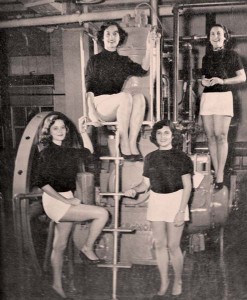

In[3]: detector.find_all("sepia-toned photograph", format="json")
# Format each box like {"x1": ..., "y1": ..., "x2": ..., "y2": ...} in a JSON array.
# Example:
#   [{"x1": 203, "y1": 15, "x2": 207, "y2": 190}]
[{"x1": 1, "y1": 1, "x2": 247, "y2": 299}]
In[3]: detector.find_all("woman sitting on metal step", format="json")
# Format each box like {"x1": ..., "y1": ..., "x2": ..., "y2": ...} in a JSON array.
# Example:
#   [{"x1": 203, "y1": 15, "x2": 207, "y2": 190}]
[
  {"x1": 200, "y1": 24, "x2": 246, "y2": 190},
  {"x1": 86, "y1": 21, "x2": 155, "y2": 161},
  {"x1": 36, "y1": 113, "x2": 109, "y2": 299}
]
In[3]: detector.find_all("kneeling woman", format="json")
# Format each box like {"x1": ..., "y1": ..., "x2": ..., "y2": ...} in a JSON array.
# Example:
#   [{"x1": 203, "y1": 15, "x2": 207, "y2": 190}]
[
  {"x1": 36, "y1": 113, "x2": 109, "y2": 299},
  {"x1": 125, "y1": 120, "x2": 193, "y2": 298}
]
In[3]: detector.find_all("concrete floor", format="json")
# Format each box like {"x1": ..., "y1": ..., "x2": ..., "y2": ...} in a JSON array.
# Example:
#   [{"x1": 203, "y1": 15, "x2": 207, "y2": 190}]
[{"x1": 1, "y1": 149, "x2": 247, "y2": 300}]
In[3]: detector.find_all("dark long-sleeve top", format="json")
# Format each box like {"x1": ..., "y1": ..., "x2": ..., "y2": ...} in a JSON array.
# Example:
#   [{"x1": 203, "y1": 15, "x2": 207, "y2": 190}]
[
  {"x1": 85, "y1": 49, "x2": 148, "y2": 96},
  {"x1": 36, "y1": 142, "x2": 91, "y2": 192},
  {"x1": 202, "y1": 49, "x2": 244, "y2": 93},
  {"x1": 143, "y1": 148, "x2": 193, "y2": 194}
]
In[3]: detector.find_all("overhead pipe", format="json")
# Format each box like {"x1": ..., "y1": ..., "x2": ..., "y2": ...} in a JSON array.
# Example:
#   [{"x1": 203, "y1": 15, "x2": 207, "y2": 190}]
[
  {"x1": 0, "y1": 6, "x2": 173, "y2": 29},
  {"x1": 163, "y1": 33, "x2": 247, "y2": 43},
  {"x1": 1, "y1": 1, "x2": 247, "y2": 29}
]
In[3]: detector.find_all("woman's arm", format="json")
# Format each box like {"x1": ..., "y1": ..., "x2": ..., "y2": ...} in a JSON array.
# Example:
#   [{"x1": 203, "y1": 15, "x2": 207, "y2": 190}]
[
  {"x1": 42, "y1": 185, "x2": 80, "y2": 205},
  {"x1": 141, "y1": 30, "x2": 156, "y2": 71},
  {"x1": 209, "y1": 69, "x2": 246, "y2": 86},
  {"x1": 124, "y1": 176, "x2": 150, "y2": 198},
  {"x1": 174, "y1": 173, "x2": 192, "y2": 227},
  {"x1": 78, "y1": 116, "x2": 94, "y2": 153},
  {"x1": 222, "y1": 69, "x2": 246, "y2": 85}
]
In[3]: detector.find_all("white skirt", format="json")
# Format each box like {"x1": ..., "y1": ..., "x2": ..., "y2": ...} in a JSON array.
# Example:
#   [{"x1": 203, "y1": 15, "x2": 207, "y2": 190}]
[
  {"x1": 200, "y1": 91, "x2": 233, "y2": 117},
  {"x1": 147, "y1": 190, "x2": 189, "y2": 222},
  {"x1": 42, "y1": 191, "x2": 73, "y2": 223}
]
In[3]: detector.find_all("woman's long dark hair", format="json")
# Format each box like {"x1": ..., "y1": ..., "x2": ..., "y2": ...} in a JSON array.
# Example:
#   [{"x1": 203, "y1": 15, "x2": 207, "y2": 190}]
[{"x1": 97, "y1": 21, "x2": 128, "y2": 48}]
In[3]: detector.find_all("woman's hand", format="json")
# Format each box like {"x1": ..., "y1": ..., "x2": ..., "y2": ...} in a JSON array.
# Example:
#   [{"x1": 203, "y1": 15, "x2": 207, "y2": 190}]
[
  {"x1": 209, "y1": 77, "x2": 224, "y2": 86},
  {"x1": 174, "y1": 211, "x2": 185, "y2": 227},
  {"x1": 201, "y1": 78, "x2": 211, "y2": 87},
  {"x1": 70, "y1": 198, "x2": 81, "y2": 206},
  {"x1": 146, "y1": 28, "x2": 159, "y2": 50},
  {"x1": 124, "y1": 188, "x2": 137, "y2": 198}
]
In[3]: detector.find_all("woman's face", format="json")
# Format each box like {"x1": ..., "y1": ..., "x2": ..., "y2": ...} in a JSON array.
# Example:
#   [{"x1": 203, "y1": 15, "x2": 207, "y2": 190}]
[
  {"x1": 103, "y1": 25, "x2": 120, "y2": 51},
  {"x1": 50, "y1": 119, "x2": 67, "y2": 145},
  {"x1": 209, "y1": 26, "x2": 226, "y2": 49},
  {"x1": 156, "y1": 126, "x2": 173, "y2": 150}
]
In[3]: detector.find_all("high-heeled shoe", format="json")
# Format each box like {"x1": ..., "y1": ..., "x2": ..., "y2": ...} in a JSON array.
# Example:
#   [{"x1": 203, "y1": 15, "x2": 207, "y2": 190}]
[
  {"x1": 121, "y1": 153, "x2": 133, "y2": 161},
  {"x1": 131, "y1": 154, "x2": 143, "y2": 161},
  {"x1": 79, "y1": 251, "x2": 101, "y2": 265},
  {"x1": 214, "y1": 182, "x2": 224, "y2": 191}
]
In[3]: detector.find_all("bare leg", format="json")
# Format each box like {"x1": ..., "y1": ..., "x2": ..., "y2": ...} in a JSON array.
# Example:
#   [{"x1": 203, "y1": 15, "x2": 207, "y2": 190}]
[
  {"x1": 214, "y1": 115, "x2": 231, "y2": 183},
  {"x1": 94, "y1": 92, "x2": 133, "y2": 155},
  {"x1": 167, "y1": 222, "x2": 184, "y2": 296},
  {"x1": 51, "y1": 222, "x2": 73, "y2": 298},
  {"x1": 129, "y1": 93, "x2": 146, "y2": 154},
  {"x1": 202, "y1": 115, "x2": 218, "y2": 173},
  {"x1": 151, "y1": 221, "x2": 170, "y2": 296},
  {"x1": 61, "y1": 204, "x2": 109, "y2": 260}
]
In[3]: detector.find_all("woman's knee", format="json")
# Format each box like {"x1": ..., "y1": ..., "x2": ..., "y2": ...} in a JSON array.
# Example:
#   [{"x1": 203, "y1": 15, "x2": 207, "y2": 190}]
[
  {"x1": 167, "y1": 242, "x2": 180, "y2": 254},
  {"x1": 96, "y1": 207, "x2": 109, "y2": 221},
  {"x1": 119, "y1": 92, "x2": 133, "y2": 105},
  {"x1": 215, "y1": 133, "x2": 228, "y2": 144},
  {"x1": 154, "y1": 238, "x2": 167, "y2": 250},
  {"x1": 53, "y1": 239, "x2": 68, "y2": 253}
]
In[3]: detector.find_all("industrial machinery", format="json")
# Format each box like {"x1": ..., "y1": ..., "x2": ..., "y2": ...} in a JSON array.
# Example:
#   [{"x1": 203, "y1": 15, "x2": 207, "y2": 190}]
[{"x1": 12, "y1": 7, "x2": 235, "y2": 300}]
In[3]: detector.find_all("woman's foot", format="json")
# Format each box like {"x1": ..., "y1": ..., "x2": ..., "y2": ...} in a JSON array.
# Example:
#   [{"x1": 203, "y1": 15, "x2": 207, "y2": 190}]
[
  {"x1": 157, "y1": 279, "x2": 170, "y2": 296},
  {"x1": 79, "y1": 246, "x2": 101, "y2": 264},
  {"x1": 172, "y1": 280, "x2": 182, "y2": 296},
  {"x1": 214, "y1": 182, "x2": 224, "y2": 191},
  {"x1": 52, "y1": 285, "x2": 67, "y2": 299}
]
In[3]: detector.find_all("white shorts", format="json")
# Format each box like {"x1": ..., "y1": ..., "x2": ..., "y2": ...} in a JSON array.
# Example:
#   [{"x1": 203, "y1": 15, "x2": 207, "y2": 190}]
[
  {"x1": 147, "y1": 190, "x2": 189, "y2": 222},
  {"x1": 200, "y1": 91, "x2": 233, "y2": 117},
  {"x1": 42, "y1": 191, "x2": 73, "y2": 223}
]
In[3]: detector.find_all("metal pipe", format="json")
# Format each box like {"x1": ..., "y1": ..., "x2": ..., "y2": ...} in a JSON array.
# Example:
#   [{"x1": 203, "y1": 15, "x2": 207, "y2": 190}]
[
  {"x1": 163, "y1": 33, "x2": 247, "y2": 44},
  {"x1": 172, "y1": 5, "x2": 179, "y2": 123},
  {"x1": 0, "y1": 6, "x2": 174, "y2": 29},
  {"x1": 150, "y1": 0, "x2": 158, "y2": 27},
  {"x1": 1, "y1": 1, "x2": 247, "y2": 29}
]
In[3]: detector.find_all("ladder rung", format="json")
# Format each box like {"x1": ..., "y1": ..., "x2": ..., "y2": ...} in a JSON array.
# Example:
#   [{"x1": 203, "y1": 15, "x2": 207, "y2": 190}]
[
  {"x1": 98, "y1": 263, "x2": 132, "y2": 268},
  {"x1": 103, "y1": 228, "x2": 134, "y2": 233},
  {"x1": 100, "y1": 192, "x2": 124, "y2": 196},
  {"x1": 100, "y1": 156, "x2": 124, "y2": 160}
]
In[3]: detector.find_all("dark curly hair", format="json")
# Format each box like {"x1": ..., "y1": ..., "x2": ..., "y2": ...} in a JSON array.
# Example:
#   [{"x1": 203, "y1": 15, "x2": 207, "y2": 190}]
[
  {"x1": 39, "y1": 112, "x2": 83, "y2": 148},
  {"x1": 97, "y1": 21, "x2": 128, "y2": 48},
  {"x1": 206, "y1": 24, "x2": 230, "y2": 53},
  {"x1": 150, "y1": 119, "x2": 183, "y2": 150}
]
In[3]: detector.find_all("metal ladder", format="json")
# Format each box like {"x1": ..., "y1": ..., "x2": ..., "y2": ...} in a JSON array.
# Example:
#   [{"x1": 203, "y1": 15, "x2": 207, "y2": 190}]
[{"x1": 79, "y1": 26, "x2": 161, "y2": 300}]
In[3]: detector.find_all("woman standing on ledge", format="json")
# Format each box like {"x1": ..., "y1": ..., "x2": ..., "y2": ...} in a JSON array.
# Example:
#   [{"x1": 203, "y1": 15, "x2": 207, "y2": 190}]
[{"x1": 200, "y1": 24, "x2": 246, "y2": 190}]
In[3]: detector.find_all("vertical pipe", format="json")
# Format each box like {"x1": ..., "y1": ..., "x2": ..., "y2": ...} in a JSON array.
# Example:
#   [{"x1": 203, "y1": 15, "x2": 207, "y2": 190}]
[
  {"x1": 79, "y1": 32, "x2": 87, "y2": 117},
  {"x1": 150, "y1": 0, "x2": 158, "y2": 27},
  {"x1": 186, "y1": 43, "x2": 193, "y2": 122},
  {"x1": 112, "y1": 126, "x2": 120, "y2": 300},
  {"x1": 172, "y1": 5, "x2": 180, "y2": 123},
  {"x1": 156, "y1": 35, "x2": 161, "y2": 121}
]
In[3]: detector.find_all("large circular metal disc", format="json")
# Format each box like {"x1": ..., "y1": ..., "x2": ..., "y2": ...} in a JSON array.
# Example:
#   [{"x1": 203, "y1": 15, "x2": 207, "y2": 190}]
[{"x1": 13, "y1": 112, "x2": 51, "y2": 197}]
